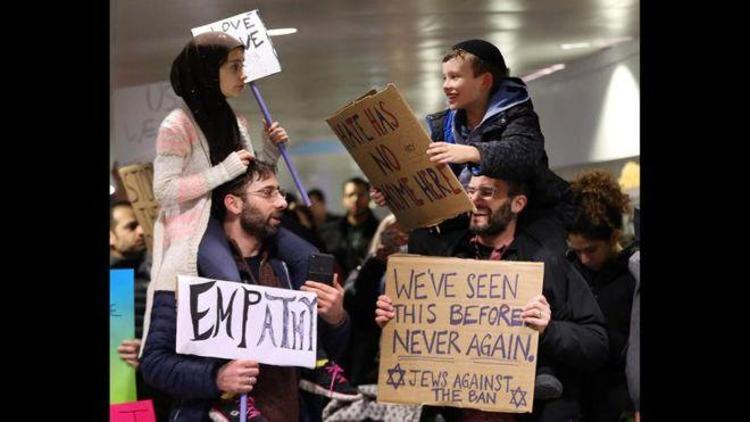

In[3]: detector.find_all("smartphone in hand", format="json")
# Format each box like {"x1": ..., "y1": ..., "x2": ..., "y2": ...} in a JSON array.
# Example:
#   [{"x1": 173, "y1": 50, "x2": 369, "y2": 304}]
[{"x1": 307, "y1": 253, "x2": 335, "y2": 285}]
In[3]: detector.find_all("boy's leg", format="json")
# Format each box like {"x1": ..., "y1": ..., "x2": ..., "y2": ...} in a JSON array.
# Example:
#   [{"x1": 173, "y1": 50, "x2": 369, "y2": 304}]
[{"x1": 534, "y1": 361, "x2": 563, "y2": 400}]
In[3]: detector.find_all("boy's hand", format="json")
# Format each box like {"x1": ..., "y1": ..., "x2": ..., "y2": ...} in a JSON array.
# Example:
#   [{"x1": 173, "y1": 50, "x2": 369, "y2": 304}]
[
  {"x1": 370, "y1": 187, "x2": 387, "y2": 207},
  {"x1": 426, "y1": 142, "x2": 480, "y2": 164}
]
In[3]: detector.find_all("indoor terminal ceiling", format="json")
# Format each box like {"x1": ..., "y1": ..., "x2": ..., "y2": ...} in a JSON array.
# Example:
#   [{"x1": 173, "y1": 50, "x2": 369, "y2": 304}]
[{"x1": 111, "y1": 0, "x2": 639, "y2": 142}]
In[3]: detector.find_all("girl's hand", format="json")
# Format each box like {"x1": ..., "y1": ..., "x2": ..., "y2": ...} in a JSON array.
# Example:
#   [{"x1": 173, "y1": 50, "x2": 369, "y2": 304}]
[
  {"x1": 265, "y1": 121, "x2": 289, "y2": 145},
  {"x1": 236, "y1": 149, "x2": 254, "y2": 166}
]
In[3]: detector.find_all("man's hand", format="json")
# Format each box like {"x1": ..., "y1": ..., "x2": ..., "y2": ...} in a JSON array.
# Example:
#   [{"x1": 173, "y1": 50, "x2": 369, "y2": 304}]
[
  {"x1": 117, "y1": 339, "x2": 141, "y2": 369},
  {"x1": 374, "y1": 223, "x2": 408, "y2": 261},
  {"x1": 301, "y1": 275, "x2": 347, "y2": 326},
  {"x1": 426, "y1": 142, "x2": 480, "y2": 164},
  {"x1": 375, "y1": 294, "x2": 395, "y2": 328},
  {"x1": 216, "y1": 360, "x2": 260, "y2": 394},
  {"x1": 521, "y1": 294, "x2": 552, "y2": 334}
]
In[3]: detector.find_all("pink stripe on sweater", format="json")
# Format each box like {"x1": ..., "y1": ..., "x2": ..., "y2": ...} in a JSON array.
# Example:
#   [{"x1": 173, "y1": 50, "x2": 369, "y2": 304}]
[
  {"x1": 175, "y1": 172, "x2": 211, "y2": 203},
  {"x1": 163, "y1": 208, "x2": 203, "y2": 244}
]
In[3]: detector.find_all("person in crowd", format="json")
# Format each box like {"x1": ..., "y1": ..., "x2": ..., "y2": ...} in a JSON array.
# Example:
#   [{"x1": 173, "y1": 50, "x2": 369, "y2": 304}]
[
  {"x1": 110, "y1": 200, "x2": 172, "y2": 421},
  {"x1": 308, "y1": 188, "x2": 341, "y2": 229},
  {"x1": 372, "y1": 38, "x2": 574, "y2": 258},
  {"x1": 280, "y1": 192, "x2": 327, "y2": 251},
  {"x1": 376, "y1": 174, "x2": 609, "y2": 421},
  {"x1": 320, "y1": 178, "x2": 380, "y2": 279},
  {"x1": 141, "y1": 161, "x2": 358, "y2": 421},
  {"x1": 566, "y1": 170, "x2": 638, "y2": 421},
  {"x1": 627, "y1": 208, "x2": 640, "y2": 422},
  {"x1": 142, "y1": 32, "x2": 357, "y2": 421}
]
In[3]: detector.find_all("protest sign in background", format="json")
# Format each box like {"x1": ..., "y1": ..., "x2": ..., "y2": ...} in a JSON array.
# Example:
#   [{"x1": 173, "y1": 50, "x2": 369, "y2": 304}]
[
  {"x1": 118, "y1": 163, "x2": 158, "y2": 253},
  {"x1": 192, "y1": 10, "x2": 281, "y2": 83},
  {"x1": 377, "y1": 255, "x2": 544, "y2": 413},
  {"x1": 326, "y1": 83, "x2": 475, "y2": 231},
  {"x1": 110, "y1": 400, "x2": 156, "y2": 422},
  {"x1": 110, "y1": 269, "x2": 137, "y2": 404},
  {"x1": 176, "y1": 276, "x2": 318, "y2": 368}
]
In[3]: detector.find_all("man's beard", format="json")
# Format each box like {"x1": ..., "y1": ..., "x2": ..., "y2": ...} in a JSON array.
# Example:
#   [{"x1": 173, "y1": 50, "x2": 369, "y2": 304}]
[
  {"x1": 470, "y1": 200, "x2": 514, "y2": 236},
  {"x1": 240, "y1": 202, "x2": 281, "y2": 240}
]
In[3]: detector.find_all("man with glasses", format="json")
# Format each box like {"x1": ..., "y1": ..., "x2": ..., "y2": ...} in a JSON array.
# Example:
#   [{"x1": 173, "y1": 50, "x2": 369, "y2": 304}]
[
  {"x1": 140, "y1": 161, "x2": 357, "y2": 422},
  {"x1": 376, "y1": 174, "x2": 608, "y2": 421},
  {"x1": 320, "y1": 177, "x2": 380, "y2": 279}
]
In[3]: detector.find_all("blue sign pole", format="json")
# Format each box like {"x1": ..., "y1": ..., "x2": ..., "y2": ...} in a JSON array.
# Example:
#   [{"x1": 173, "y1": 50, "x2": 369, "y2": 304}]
[{"x1": 248, "y1": 81, "x2": 311, "y2": 207}]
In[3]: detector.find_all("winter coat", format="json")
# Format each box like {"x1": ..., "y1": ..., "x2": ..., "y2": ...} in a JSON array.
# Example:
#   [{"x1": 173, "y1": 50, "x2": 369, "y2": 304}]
[{"x1": 140, "y1": 230, "x2": 351, "y2": 422}]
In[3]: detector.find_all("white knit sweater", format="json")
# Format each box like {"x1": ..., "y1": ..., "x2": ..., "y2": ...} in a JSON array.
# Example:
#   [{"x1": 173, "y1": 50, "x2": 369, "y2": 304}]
[{"x1": 141, "y1": 100, "x2": 280, "y2": 347}]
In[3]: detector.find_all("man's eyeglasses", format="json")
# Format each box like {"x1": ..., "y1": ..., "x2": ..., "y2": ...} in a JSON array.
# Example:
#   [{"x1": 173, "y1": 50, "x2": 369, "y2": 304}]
[
  {"x1": 464, "y1": 185, "x2": 497, "y2": 200},
  {"x1": 244, "y1": 186, "x2": 287, "y2": 200}
]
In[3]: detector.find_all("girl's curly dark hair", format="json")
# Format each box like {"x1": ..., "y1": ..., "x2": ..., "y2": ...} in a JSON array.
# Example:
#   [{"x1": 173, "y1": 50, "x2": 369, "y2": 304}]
[{"x1": 568, "y1": 170, "x2": 630, "y2": 241}]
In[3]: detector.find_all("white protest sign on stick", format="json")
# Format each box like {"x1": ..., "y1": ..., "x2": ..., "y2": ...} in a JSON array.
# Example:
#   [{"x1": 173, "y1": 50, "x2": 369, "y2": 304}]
[
  {"x1": 176, "y1": 276, "x2": 317, "y2": 368},
  {"x1": 191, "y1": 10, "x2": 281, "y2": 83},
  {"x1": 377, "y1": 255, "x2": 544, "y2": 413}
]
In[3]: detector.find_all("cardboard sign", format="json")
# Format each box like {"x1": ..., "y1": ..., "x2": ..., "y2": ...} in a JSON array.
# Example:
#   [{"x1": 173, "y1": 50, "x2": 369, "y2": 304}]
[
  {"x1": 377, "y1": 255, "x2": 544, "y2": 413},
  {"x1": 110, "y1": 400, "x2": 156, "y2": 422},
  {"x1": 110, "y1": 269, "x2": 137, "y2": 404},
  {"x1": 118, "y1": 164, "x2": 159, "y2": 253},
  {"x1": 176, "y1": 276, "x2": 317, "y2": 368},
  {"x1": 326, "y1": 83, "x2": 475, "y2": 230},
  {"x1": 111, "y1": 81, "x2": 177, "y2": 168},
  {"x1": 192, "y1": 10, "x2": 281, "y2": 83}
]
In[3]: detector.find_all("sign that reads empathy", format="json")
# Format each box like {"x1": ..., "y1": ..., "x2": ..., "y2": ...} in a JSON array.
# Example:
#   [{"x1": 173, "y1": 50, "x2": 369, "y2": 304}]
[
  {"x1": 176, "y1": 276, "x2": 317, "y2": 368},
  {"x1": 192, "y1": 10, "x2": 281, "y2": 83},
  {"x1": 326, "y1": 84, "x2": 475, "y2": 231},
  {"x1": 377, "y1": 255, "x2": 544, "y2": 414}
]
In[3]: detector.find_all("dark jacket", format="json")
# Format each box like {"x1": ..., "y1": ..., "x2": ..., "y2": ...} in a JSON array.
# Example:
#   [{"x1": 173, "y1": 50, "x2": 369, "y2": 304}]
[
  {"x1": 425, "y1": 77, "x2": 575, "y2": 226},
  {"x1": 421, "y1": 223, "x2": 609, "y2": 421},
  {"x1": 319, "y1": 210, "x2": 380, "y2": 278},
  {"x1": 568, "y1": 243, "x2": 638, "y2": 420},
  {"x1": 341, "y1": 256, "x2": 388, "y2": 385},
  {"x1": 140, "y1": 230, "x2": 351, "y2": 422},
  {"x1": 568, "y1": 244, "x2": 637, "y2": 376}
]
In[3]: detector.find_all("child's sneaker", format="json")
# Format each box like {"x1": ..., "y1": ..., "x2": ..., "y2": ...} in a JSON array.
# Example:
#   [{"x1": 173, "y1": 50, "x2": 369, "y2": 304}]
[
  {"x1": 209, "y1": 394, "x2": 268, "y2": 422},
  {"x1": 299, "y1": 360, "x2": 362, "y2": 401}
]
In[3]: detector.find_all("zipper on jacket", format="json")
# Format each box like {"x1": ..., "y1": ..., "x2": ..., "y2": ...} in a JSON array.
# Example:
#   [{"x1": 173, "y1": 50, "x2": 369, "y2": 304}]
[{"x1": 171, "y1": 400, "x2": 182, "y2": 421}]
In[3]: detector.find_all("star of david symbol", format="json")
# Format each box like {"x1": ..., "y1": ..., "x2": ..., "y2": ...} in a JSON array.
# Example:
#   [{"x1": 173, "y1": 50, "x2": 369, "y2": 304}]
[
  {"x1": 385, "y1": 363, "x2": 406, "y2": 390},
  {"x1": 509, "y1": 386, "x2": 528, "y2": 409}
]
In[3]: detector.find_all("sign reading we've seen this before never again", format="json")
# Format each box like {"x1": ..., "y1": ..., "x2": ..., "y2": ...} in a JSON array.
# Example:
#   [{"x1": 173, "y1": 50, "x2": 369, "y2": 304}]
[{"x1": 377, "y1": 255, "x2": 544, "y2": 414}]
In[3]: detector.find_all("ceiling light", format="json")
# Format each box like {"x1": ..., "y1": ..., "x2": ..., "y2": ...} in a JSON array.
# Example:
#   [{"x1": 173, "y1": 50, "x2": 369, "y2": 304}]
[
  {"x1": 560, "y1": 42, "x2": 591, "y2": 50},
  {"x1": 522, "y1": 64, "x2": 566, "y2": 82},
  {"x1": 266, "y1": 28, "x2": 298, "y2": 36}
]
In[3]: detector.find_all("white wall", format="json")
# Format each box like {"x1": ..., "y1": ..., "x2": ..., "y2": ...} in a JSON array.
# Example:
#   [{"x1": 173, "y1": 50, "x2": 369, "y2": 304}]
[{"x1": 527, "y1": 39, "x2": 640, "y2": 169}]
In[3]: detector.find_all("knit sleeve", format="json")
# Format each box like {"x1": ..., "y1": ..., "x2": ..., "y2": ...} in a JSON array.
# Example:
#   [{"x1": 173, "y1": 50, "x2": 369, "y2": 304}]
[{"x1": 153, "y1": 110, "x2": 247, "y2": 206}]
